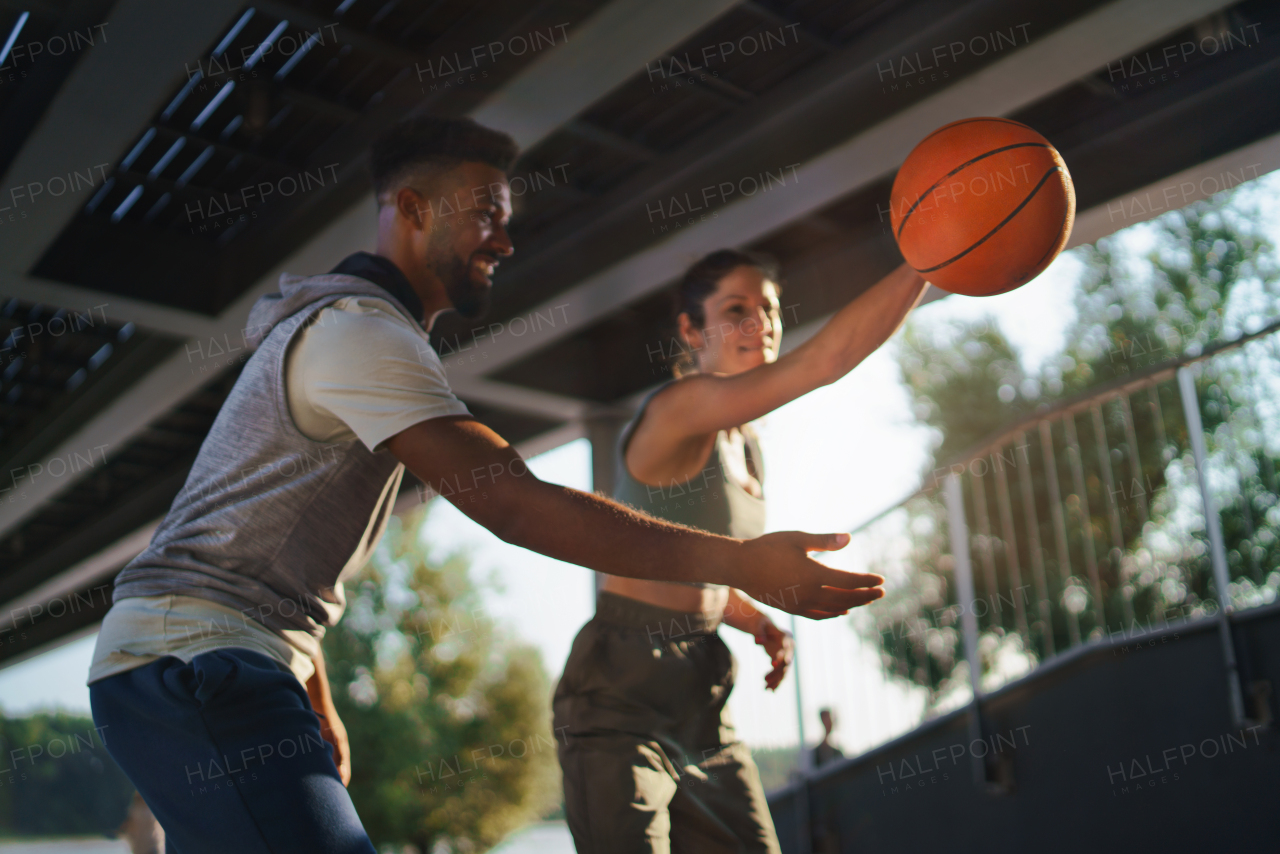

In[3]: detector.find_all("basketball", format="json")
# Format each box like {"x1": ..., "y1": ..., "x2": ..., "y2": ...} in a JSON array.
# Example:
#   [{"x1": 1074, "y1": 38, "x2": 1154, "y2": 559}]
[{"x1": 889, "y1": 117, "x2": 1075, "y2": 297}]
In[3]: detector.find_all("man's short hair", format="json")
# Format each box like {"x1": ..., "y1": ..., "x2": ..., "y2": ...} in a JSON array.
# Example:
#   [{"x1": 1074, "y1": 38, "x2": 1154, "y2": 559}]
[{"x1": 370, "y1": 115, "x2": 519, "y2": 206}]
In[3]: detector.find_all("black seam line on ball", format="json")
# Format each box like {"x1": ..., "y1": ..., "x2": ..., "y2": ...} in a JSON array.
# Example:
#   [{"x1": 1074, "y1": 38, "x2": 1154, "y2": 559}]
[
  {"x1": 895, "y1": 142, "x2": 1051, "y2": 240},
  {"x1": 983, "y1": 198, "x2": 1073, "y2": 295},
  {"x1": 1029, "y1": 202, "x2": 1072, "y2": 272},
  {"x1": 914, "y1": 165, "x2": 1063, "y2": 274}
]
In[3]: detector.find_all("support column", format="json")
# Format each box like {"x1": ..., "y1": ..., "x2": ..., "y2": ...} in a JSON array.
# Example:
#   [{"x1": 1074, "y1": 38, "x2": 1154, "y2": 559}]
[
  {"x1": 1177, "y1": 365, "x2": 1248, "y2": 726},
  {"x1": 944, "y1": 473, "x2": 987, "y2": 786},
  {"x1": 791, "y1": 612, "x2": 811, "y2": 854}
]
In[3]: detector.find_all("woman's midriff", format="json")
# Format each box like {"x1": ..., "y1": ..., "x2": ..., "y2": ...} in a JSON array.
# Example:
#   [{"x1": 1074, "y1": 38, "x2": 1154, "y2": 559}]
[{"x1": 597, "y1": 574, "x2": 730, "y2": 618}]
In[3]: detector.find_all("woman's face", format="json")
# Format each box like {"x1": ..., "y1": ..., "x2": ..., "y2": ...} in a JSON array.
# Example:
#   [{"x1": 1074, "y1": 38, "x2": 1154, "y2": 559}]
[{"x1": 679, "y1": 265, "x2": 782, "y2": 376}]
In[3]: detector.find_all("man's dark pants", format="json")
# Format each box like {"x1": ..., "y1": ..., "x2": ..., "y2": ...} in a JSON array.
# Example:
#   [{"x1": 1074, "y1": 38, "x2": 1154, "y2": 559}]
[{"x1": 90, "y1": 648, "x2": 376, "y2": 854}]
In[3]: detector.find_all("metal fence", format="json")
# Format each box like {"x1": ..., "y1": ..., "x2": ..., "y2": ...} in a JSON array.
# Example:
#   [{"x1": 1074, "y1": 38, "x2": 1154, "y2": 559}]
[{"x1": 780, "y1": 319, "x2": 1280, "y2": 784}]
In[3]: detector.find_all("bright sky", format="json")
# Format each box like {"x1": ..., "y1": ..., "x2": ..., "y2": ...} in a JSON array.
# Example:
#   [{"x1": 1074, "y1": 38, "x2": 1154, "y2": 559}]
[{"x1": 5, "y1": 172, "x2": 1279, "y2": 760}]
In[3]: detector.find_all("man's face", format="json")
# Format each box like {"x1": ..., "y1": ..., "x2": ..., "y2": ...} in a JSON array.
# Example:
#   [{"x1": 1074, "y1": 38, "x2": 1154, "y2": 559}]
[{"x1": 416, "y1": 161, "x2": 514, "y2": 318}]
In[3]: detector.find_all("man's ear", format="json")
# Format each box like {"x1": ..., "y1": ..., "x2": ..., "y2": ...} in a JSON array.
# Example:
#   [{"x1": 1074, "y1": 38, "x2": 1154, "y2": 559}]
[{"x1": 396, "y1": 186, "x2": 430, "y2": 229}]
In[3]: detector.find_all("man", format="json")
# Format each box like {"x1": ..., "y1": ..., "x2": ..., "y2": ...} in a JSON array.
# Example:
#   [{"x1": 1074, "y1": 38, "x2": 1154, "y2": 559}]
[
  {"x1": 812, "y1": 708, "x2": 845, "y2": 770},
  {"x1": 809, "y1": 708, "x2": 847, "y2": 854},
  {"x1": 87, "y1": 116, "x2": 884, "y2": 854}
]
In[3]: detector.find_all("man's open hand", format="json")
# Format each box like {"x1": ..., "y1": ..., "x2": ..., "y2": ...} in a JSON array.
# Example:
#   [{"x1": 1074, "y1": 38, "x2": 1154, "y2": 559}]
[{"x1": 736, "y1": 531, "x2": 884, "y2": 619}]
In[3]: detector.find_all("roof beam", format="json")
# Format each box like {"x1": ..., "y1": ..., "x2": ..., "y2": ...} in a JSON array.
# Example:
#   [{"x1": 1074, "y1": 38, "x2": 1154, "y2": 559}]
[
  {"x1": 442, "y1": 0, "x2": 1244, "y2": 382},
  {"x1": 0, "y1": 272, "x2": 222, "y2": 338},
  {"x1": 451, "y1": 377, "x2": 593, "y2": 422},
  {"x1": 725, "y1": 130, "x2": 1280, "y2": 411},
  {"x1": 470, "y1": 0, "x2": 740, "y2": 149},
  {"x1": 0, "y1": 0, "x2": 246, "y2": 276},
  {"x1": 564, "y1": 119, "x2": 658, "y2": 164},
  {"x1": 3, "y1": 0, "x2": 745, "y2": 337},
  {"x1": 0, "y1": 194, "x2": 377, "y2": 539},
  {"x1": 459, "y1": 0, "x2": 1008, "y2": 331},
  {"x1": 0, "y1": 0, "x2": 746, "y2": 541},
  {"x1": 0, "y1": 520, "x2": 154, "y2": 636},
  {"x1": 252, "y1": 0, "x2": 429, "y2": 71},
  {"x1": 1067, "y1": 129, "x2": 1280, "y2": 249},
  {"x1": 740, "y1": 0, "x2": 838, "y2": 54}
]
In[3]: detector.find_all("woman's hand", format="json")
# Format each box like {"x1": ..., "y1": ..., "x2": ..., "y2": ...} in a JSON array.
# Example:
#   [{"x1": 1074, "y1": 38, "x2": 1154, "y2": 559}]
[
  {"x1": 753, "y1": 619, "x2": 794, "y2": 692},
  {"x1": 723, "y1": 588, "x2": 797, "y2": 690}
]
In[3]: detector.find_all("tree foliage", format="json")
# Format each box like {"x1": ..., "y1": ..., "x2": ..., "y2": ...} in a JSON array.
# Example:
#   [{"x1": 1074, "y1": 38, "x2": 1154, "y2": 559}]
[
  {"x1": 870, "y1": 187, "x2": 1280, "y2": 705},
  {"x1": 324, "y1": 503, "x2": 560, "y2": 853},
  {"x1": 0, "y1": 709, "x2": 133, "y2": 837}
]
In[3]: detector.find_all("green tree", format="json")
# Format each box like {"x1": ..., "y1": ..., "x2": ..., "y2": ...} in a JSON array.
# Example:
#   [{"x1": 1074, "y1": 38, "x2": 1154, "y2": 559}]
[
  {"x1": 323, "y1": 503, "x2": 560, "y2": 853},
  {"x1": 0, "y1": 710, "x2": 133, "y2": 837},
  {"x1": 870, "y1": 186, "x2": 1280, "y2": 705}
]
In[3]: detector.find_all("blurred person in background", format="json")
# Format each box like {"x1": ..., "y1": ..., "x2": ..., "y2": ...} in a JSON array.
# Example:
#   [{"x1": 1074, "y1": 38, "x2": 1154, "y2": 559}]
[{"x1": 812, "y1": 707, "x2": 845, "y2": 770}]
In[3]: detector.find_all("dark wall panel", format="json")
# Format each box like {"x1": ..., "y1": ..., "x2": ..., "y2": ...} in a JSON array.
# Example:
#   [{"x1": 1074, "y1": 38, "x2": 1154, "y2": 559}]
[{"x1": 770, "y1": 606, "x2": 1280, "y2": 853}]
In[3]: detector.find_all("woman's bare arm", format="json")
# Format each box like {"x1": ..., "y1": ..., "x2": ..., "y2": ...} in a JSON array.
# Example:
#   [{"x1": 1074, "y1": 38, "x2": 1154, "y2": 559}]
[{"x1": 634, "y1": 264, "x2": 927, "y2": 467}]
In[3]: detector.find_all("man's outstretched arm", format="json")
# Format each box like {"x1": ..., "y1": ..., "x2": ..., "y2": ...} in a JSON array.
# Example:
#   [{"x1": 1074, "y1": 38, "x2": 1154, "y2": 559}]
[{"x1": 387, "y1": 416, "x2": 883, "y2": 619}]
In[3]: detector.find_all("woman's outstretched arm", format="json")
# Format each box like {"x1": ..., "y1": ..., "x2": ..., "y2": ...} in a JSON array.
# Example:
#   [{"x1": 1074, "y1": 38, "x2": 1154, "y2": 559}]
[{"x1": 640, "y1": 264, "x2": 927, "y2": 448}]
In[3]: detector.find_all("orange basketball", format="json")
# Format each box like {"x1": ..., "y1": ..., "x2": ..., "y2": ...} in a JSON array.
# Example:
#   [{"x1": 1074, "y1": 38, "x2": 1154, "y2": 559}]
[{"x1": 889, "y1": 117, "x2": 1075, "y2": 296}]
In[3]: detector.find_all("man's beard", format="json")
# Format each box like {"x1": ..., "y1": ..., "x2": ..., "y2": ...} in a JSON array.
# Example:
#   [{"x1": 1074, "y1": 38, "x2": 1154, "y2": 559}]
[{"x1": 430, "y1": 250, "x2": 490, "y2": 319}]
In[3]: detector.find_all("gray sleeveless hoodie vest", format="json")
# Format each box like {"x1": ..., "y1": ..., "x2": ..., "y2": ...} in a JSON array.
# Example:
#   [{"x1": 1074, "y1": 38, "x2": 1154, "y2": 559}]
[{"x1": 111, "y1": 272, "x2": 421, "y2": 637}]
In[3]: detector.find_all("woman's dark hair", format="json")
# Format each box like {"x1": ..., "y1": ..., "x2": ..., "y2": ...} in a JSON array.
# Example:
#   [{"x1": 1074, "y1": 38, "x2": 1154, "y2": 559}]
[
  {"x1": 370, "y1": 116, "x2": 519, "y2": 202},
  {"x1": 670, "y1": 248, "x2": 781, "y2": 376}
]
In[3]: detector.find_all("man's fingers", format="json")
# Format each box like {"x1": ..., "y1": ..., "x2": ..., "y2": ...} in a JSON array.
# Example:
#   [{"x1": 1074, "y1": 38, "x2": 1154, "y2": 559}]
[
  {"x1": 798, "y1": 608, "x2": 846, "y2": 620},
  {"x1": 804, "y1": 586, "x2": 883, "y2": 614},
  {"x1": 795, "y1": 531, "x2": 850, "y2": 553},
  {"x1": 747, "y1": 530, "x2": 887, "y2": 620},
  {"x1": 829, "y1": 586, "x2": 884, "y2": 605},
  {"x1": 784, "y1": 570, "x2": 884, "y2": 618},
  {"x1": 815, "y1": 566, "x2": 885, "y2": 590}
]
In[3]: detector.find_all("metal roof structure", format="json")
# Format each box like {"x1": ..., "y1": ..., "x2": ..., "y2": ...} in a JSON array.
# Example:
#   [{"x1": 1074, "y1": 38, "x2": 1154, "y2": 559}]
[{"x1": 0, "y1": 0, "x2": 1277, "y2": 665}]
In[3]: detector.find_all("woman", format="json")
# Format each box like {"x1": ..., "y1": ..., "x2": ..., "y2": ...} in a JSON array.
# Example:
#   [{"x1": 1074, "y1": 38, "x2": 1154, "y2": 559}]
[{"x1": 553, "y1": 249, "x2": 927, "y2": 853}]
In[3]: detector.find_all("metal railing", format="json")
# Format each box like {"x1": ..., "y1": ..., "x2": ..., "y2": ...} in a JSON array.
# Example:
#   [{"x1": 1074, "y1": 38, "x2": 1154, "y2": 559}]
[{"x1": 779, "y1": 319, "x2": 1280, "y2": 782}]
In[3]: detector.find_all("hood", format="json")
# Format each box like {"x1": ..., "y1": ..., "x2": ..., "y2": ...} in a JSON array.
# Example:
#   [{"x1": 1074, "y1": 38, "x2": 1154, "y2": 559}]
[{"x1": 244, "y1": 272, "x2": 418, "y2": 349}]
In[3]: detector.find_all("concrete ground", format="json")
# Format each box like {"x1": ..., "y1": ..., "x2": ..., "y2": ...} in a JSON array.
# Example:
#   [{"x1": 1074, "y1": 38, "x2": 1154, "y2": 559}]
[{"x1": 0, "y1": 821, "x2": 576, "y2": 853}]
